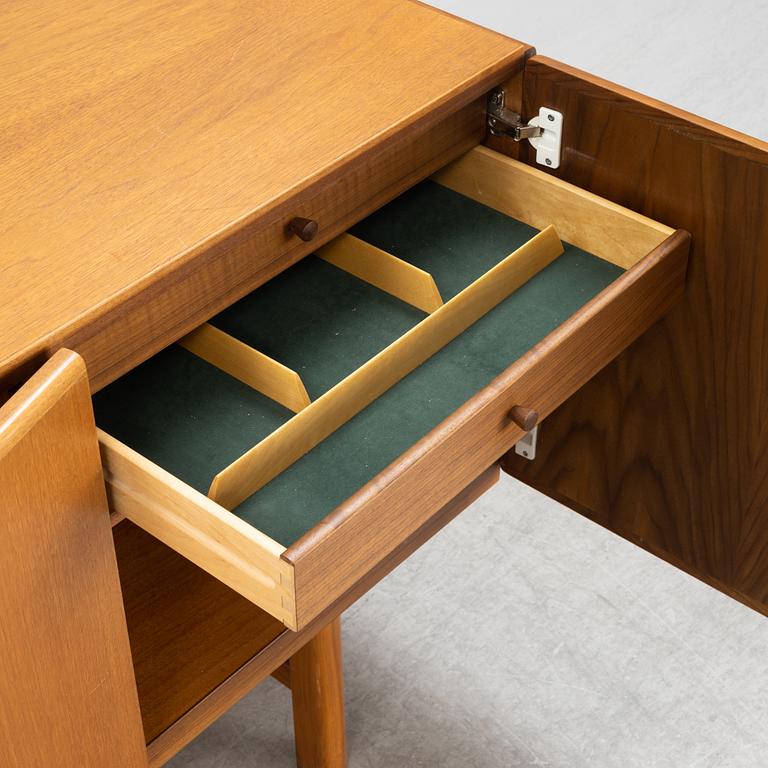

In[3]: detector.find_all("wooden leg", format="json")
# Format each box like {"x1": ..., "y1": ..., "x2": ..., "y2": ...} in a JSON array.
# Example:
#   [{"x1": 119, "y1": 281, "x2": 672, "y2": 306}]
[{"x1": 290, "y1": 616, "x2": 347, "y2": 768}]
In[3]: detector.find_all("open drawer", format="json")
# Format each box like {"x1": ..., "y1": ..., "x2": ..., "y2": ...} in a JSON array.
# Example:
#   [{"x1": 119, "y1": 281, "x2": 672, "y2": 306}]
[{"x1": 95, "y1": 146, "x2": 689, "y2": 631}]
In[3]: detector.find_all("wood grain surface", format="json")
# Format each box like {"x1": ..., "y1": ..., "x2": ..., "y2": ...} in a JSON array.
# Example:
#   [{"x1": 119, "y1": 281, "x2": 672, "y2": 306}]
[
  {"x1": 0, "y1": 351, "x2": 147, "y2": 767},
  {"x1": 114, "y1": 520, "x2": 285, "y2": 744},
  {"x1": 0, "y1": 0, "x2": 527, "y2": 390},
  {"x1": 285, "y1": 230, "x2": 689, "y2": 627},
  {"x1": 291, "y1": 617, "x2": 347, "y2": 768},
  {"x1": 503, "y1": 56, "x2": 768, "y2": 614},
  {"x1": 62, "y1": 101, "x2": 486, "y2": 394},
  {"x1": 99, "y1": 429, "x2": 297, "y2": 628},
  {"x1": 146, "y1": 465, "x2": 500, "y2": 766}
]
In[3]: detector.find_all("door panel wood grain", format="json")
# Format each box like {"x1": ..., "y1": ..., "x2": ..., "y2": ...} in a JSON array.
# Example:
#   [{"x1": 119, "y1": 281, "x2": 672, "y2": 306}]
[
  {"x1": 0, "y1": 350, "x2": 147, "y2": 767},
  {"x1": 503, "y1": 56, "x2": 768, "y2": 615}
]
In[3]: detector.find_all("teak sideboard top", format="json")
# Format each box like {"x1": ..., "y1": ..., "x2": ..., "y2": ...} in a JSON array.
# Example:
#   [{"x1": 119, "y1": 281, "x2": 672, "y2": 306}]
[{"x1": 0, "y1": 0, "x2": 527, "y2": 389}]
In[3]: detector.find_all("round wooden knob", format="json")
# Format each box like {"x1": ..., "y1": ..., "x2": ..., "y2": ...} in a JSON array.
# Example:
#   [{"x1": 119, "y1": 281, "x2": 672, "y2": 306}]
[
  {"x1": 287, "y1": 217, "x2": 318, "y2": 242},
  {"x1": 508, "y1": 405, "x2": 538, "y2": 431}
]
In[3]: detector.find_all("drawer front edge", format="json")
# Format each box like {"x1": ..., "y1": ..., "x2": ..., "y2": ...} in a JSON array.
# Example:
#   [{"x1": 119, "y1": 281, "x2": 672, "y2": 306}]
[{"x1": 285, "y1": 229, "x2": 690, "y2": 628}]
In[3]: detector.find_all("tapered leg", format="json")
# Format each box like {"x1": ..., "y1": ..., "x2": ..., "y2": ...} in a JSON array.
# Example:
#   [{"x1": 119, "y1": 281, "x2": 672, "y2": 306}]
[{"x1": 291, "y1": 617, "x2": 347, "y2": 768}]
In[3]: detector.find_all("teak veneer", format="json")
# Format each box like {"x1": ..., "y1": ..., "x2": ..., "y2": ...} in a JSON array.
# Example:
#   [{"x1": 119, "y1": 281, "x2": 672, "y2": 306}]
[
  {"x1": 503, "y1": 56, "x2": 768, "y2": 616},
  {"x1": 0, "y1": 0, "x2": 528, "y2": 392},
  {"x1": 0, "y1": 352, "x2": 147, "y2": 767},
  {"x1": 3, "y1": 3, "x2": 764, "y2": 766}
]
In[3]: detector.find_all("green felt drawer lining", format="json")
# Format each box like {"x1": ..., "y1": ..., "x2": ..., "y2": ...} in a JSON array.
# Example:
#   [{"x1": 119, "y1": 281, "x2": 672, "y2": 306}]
[
  {"x1": 209, "y1": 181, "x2": 543, "y2": 398},
  {"x1": 211, "y1": 256, "x2": 427, "y2": 400},
  {"x1": 93, "y1": 181, "x2": 623, "y2": 547}
]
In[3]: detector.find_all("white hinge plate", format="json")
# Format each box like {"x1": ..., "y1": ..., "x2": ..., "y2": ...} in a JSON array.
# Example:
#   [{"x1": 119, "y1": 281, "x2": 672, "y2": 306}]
[
  {"x1": 514, "y1": 424, "x2": 538, "y2": 460},
  {"x1": 528, "y1": 108, "x2": 563, "y2": 169},
  {"x1": 487, "y1": 89, "x2": 563, "y2": 170}
]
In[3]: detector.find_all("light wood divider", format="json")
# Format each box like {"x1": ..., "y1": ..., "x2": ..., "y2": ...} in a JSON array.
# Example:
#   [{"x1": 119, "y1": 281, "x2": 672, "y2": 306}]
[
  {"x1": 179, "y1": 323, "x2": 311, "y2": 412},
  {"x1": 98, "y1": 430, "x2": 297, "y2": 629},
  {"x1": 317, "y1": 233, "x2": 444, "y2": 313},
  {"x1": 208, "y1": 225, "x2": 564, "y2": 510},
  {"x1": 432, "y1": 146, "x2": 673, "y2": 269}
]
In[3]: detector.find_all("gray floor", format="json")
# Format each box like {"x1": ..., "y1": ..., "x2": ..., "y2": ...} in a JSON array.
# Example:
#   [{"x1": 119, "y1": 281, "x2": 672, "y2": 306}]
[
  {"x1": 172, "y1": 478, "x2": 768, "y2": 768},
  {"x1": 171, "y1": 3, "x2": 768, "y2": 766}
]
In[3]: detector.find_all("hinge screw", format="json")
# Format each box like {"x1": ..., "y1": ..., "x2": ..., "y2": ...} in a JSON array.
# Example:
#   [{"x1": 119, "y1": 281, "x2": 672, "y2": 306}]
[
  {"x1": 547, "y1": 113, "x2": 555, "y2": 122},
  {"x1": 545, "y1": 158, "x2": 553, "y2": 166}
]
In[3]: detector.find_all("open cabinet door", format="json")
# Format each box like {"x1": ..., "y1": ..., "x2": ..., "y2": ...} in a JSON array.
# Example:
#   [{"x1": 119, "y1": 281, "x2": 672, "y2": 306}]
[
  {"x1": 503, "y1": 56, "x2": 768, "y2": 616},
  {"x1": 0, "y1": 350, "x2": 147, "y2": 766}
]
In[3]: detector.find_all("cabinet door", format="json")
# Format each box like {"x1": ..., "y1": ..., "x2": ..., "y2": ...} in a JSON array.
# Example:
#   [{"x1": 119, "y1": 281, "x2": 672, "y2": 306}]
[
  {"x1": 0, "y1": 350, "x2": 147, "y2": 767},
  {"x1": 504, "y1": 55, "x2": 768, "y2": 615}
]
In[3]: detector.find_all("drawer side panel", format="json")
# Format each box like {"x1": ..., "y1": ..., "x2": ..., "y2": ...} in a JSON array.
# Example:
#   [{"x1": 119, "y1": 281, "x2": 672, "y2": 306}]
[{"x1": 99, "y1": 430, "x2": 297, "y2": 629}]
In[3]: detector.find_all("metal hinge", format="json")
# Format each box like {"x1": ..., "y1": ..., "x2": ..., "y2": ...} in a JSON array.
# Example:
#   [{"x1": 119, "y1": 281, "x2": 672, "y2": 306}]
[
  {"x1": 487, "y1": 89, "x2": 563, "y2": 169},
  {"x1": 487, "y1": 89, "x2": 543, "y2": 141}
]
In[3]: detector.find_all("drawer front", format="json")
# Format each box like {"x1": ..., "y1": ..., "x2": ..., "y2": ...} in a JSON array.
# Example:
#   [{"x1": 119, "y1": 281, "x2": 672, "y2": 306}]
[
  {"x1": 98, "y1": 148, "x2": 689, "y2": 631},
  {"x1": 286, "y1": 230, "x2": 688, "y2": 626},
  {"x1": 79, "y1": 99, "x2": 486, "y2": 392}
]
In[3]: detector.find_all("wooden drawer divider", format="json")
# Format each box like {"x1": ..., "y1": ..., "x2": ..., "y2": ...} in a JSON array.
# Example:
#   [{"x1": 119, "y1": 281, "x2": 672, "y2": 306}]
[
  {"x1": 179, "y1": 324, "x2": 311, "y2": 413},
  {"x1": 317, "y1": 233, "x2": 445, "y2": 313},
  {"x1": 207, "y1": 225, "x2": 563, "y2": 509}
]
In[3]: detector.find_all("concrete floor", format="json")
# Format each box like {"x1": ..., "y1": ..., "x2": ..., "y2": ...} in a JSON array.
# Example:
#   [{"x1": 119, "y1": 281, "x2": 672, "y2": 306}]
[
  {"x1": 172, "y1": 478, "x2": 768, "y2": 768},
  {"x1": 171, "y1": 3, "x2": 768, "y2": 766}
]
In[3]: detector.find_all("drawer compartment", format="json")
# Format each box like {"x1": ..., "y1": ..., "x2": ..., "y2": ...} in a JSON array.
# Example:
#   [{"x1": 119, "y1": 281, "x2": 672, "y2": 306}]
[{"x1": 96, "y1": 147, "x2": 688, "y2": 630}]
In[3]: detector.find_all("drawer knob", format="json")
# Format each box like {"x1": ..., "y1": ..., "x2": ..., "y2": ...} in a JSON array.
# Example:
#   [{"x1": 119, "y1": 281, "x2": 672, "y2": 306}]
[
  {"x1": 509, "y1": 405, "x2": 538, "y2": 431},
  {"x1": 288, "y1": 217, "x2": 318, "y2": 242}
]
